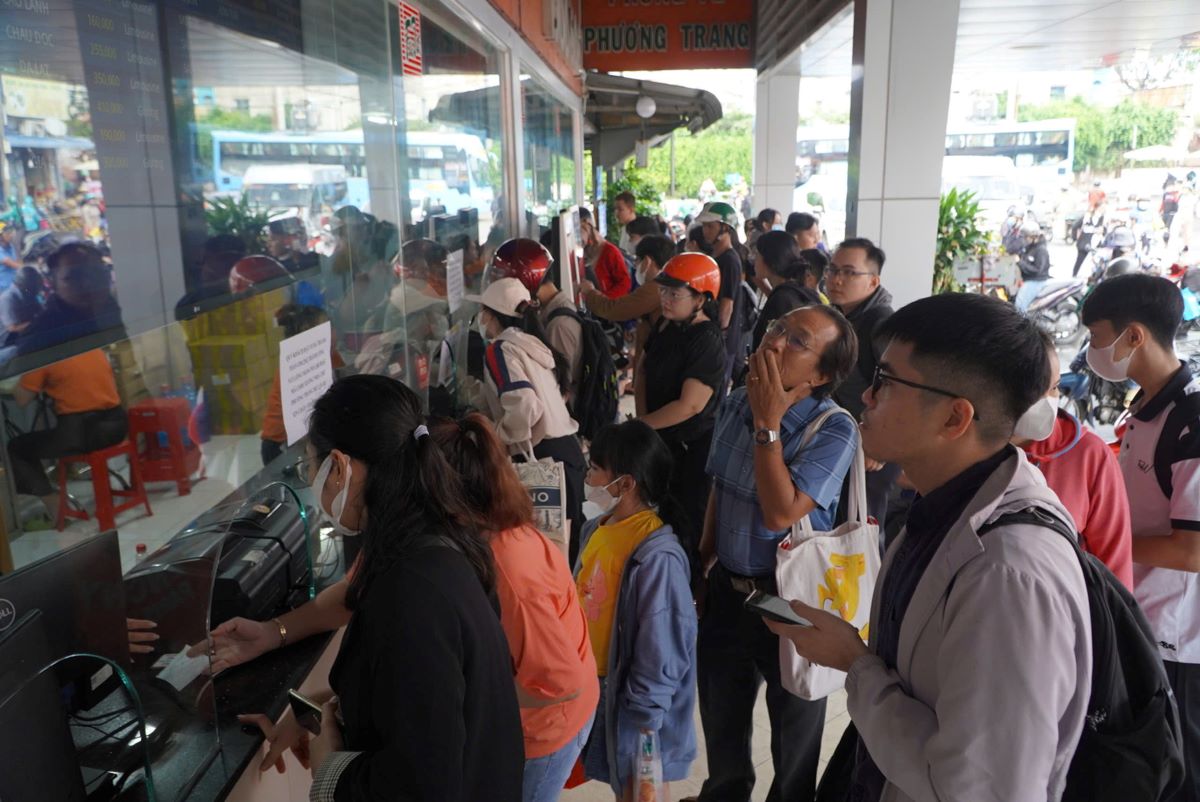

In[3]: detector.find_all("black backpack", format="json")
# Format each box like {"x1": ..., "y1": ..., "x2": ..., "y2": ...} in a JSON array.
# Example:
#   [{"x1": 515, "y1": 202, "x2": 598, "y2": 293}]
[
  {"x1": 548, "y1": 307, "x2": 619, "y2": 441},
  {"x1": 1152, "y1": 390, "x2": 1200, "y2": 500},
  {"x1": 979, "y1": 508, "x2": 1185, "y2": 802}
]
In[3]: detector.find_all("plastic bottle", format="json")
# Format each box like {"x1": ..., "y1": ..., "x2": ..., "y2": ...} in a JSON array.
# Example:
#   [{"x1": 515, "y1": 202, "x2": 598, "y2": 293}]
[{"x1": 634, "y1": 729, "x2": 663, "y2": 802}]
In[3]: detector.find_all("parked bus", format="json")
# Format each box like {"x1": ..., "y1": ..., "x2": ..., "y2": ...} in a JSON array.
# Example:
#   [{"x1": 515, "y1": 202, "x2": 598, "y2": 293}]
[
  {"x1": 795, "y1": 118, "x2": 1076, "y2": 180},
  {"x1": 208, "y1": 129, "x2": 496, "y2": 220}
]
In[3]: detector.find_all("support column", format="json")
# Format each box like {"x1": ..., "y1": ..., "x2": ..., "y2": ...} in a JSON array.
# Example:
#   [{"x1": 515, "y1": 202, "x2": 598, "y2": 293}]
[
  {"x1": 847, "y1": 0, "x2": 960, "y2": 309},
  {"x1": 752, "y1": 70, "x2": 800, "y2": 217}
]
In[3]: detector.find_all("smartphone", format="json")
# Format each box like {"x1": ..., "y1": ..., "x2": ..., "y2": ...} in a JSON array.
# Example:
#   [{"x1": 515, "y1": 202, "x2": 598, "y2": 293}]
[
  {"x1": 744, "y1": 590, "x2": 813, "y2": 627},
  {"x1": 288, "y1": 689, "x2": 323, "y2": 735}
]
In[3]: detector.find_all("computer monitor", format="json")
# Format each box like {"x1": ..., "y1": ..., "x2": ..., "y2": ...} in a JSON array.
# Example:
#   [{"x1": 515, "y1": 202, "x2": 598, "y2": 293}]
[
  {"x1": 0, "y1": 610, "x2": 87, "y2": 802},
  {"x1": 0, "y1": 530, "x2": 130, "y2": 709}
]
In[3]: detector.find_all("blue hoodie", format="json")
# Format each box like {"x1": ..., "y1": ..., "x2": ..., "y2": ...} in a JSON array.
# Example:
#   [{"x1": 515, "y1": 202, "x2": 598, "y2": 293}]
[{"x1": 576, "y1": 516, "x2": 697, "y2": 795}]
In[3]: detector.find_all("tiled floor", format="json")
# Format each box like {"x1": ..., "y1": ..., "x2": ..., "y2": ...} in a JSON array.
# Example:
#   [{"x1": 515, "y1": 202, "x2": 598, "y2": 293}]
[{"x1": 561, "y1": 687, "x2": 849, "y2": 801}]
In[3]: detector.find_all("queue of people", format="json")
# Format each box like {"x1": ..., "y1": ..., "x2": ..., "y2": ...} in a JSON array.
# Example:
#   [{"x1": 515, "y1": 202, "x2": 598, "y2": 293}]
[{"x1": 170, "y1": 188, "x2": 1200, "y2": 802}]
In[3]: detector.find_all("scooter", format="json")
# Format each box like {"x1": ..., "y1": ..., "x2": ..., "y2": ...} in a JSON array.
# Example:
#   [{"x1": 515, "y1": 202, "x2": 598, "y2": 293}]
[{"x1": 1028, "y1": 277, "x2": 1087, "y2": 346}]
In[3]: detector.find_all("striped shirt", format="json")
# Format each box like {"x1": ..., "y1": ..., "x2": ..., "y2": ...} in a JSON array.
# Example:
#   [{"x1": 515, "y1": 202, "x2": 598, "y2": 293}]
[{"x1": 706, "y1": 388, "x2": 859, "y2": 576}]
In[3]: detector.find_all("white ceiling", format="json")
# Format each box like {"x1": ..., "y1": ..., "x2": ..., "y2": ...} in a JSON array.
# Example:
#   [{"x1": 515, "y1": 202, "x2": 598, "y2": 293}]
[{"x1": 789, "y1": 0, "x2": 1200, "y2": 77}]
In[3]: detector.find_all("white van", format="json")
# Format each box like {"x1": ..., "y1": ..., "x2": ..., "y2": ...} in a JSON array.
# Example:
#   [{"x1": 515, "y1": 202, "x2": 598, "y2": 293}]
[{"x1": 241, "y1": 164, "x2": 350, "y2": 235}]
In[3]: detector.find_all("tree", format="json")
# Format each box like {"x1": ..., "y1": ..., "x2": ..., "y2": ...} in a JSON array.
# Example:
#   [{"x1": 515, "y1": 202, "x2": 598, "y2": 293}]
[
  {"x1": 636, "y1": 111, "x2": 754, "y2": 198},
  {"x1": 1019, "y1": 96, "x2": 1177, "y2": 173},
  {"x1": 1114, "y1": 49, "x2": 1200, "y2": 92}
]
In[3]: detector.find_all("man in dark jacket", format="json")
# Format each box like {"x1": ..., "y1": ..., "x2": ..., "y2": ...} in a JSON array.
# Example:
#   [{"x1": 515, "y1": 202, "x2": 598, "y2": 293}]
[
  {"x1": 826, "y1": 238, "x2": 900, "y2": 530},
  {"x1": 1015, "y1": 220, "x2": 1051, "y2": 312}
]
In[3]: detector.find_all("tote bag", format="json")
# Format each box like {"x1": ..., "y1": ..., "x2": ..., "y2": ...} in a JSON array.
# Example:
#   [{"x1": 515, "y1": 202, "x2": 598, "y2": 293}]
[
  {"x1": 775, "y1": 407, "x2": 879, "y2": 700},
  {"x1": 513, "y1": 449, "x2": 569, "y2": 559}
]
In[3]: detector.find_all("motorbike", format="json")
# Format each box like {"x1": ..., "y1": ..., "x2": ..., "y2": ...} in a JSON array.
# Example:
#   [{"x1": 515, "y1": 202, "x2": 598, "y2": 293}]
[
  {"x1": 1028, "y1": 277, "x2": 1087, "y2": 346},
  {"x1": 1059, "y1": 340, "x2": 1136, "y2": 428}
]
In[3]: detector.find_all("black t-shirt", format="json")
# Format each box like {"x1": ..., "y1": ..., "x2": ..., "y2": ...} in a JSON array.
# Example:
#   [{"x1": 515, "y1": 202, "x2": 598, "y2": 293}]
[
  {"x1": 716, "y1": 248, "x2": 741, "y2": 302},
  {"x1": 751, "y1": 281, "x2": 822, "y2": 353},
  {"x1": 643, "y1": 317, "x2": 726, "y2": 444}
]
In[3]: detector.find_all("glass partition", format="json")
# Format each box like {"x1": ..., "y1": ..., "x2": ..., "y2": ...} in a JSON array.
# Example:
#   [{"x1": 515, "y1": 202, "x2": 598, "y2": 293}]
[
  {"x1": 0, "y1": 0, "x2": 543, "y2": 794},
  {"x1": 521, "y1": 72, "x2": 576, "y2": 242}
]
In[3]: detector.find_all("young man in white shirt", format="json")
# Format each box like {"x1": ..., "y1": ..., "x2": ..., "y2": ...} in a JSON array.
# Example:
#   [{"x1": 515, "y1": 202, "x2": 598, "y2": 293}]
[{"x1": 1083, "y1": 273, "x2": 1200, "y2": 801}]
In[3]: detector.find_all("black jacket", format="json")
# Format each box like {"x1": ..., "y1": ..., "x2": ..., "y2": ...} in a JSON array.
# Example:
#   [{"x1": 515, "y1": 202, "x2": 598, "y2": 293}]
[
  {"x1": 328, "y1": 540, "x2": 524, "y2": 801},
  {"x1": 833, "y1": 286, "x2": 894, "y2": 420},
  {"x1": 1019, "y1": 241, "x2": 1051, "y2": 281}
]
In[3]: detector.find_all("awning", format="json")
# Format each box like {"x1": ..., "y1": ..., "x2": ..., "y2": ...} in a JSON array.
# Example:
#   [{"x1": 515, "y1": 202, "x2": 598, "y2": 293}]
[
  {"x1": 583, "y1": 72, "x2": 722, "y2": 168},
  {"x1": 4, "y1": 133, "x2": 96, "y2": 151}
]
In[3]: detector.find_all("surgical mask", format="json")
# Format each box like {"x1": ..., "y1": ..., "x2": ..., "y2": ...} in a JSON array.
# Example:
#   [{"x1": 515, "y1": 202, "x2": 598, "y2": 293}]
[
  {"x1": 1086, "y1": 329, "x2": 1133, "y2": 382},
  {"x1": 1013, "y1": 396, "x2": 1057, "y2": 442},
  {"x1": 635, "y1": 262, "x2": 649, "y2": 287},
  {"x1": 477, "y1": 316, "x2": 490, "y2": 343},
  {"x1": 585, "y1": 477, "x2": 625, "y2": 515},
  {"x1": 771, "y1": 224, "x2": 785, "y2": 232},
  {"x1": 311, "y1": 454, "x2": 361, "y2": 537}
]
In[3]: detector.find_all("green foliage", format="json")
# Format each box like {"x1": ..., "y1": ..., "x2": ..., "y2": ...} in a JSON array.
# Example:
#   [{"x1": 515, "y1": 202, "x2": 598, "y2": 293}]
[
  {"x1": 205, "y1": 195, "x2": 269, "y2": 253},
  {"x1": 935, "y1": 189, "x2": 991, "y2": 295},
  {"x1": 194, "y1": 107, "x2": 275, "y2": 176},
  {"x1": 637, "y1": 111, "x2": 753, "y2": 198},
  {"x1": 605, "y1": 168, "x2": 660, "y2": 243},
  {"x1": 1019, "y1": 97, "x2": 1177, "y2": 173}
]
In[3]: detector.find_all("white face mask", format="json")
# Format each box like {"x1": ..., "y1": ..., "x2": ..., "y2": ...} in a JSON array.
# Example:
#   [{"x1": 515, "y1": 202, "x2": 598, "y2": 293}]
[
  {"x1": 477, "y1": 315, "x2": 491, "y2": 343},
  {"x1": 312, "y1": 454, "x2": 361, "y2": 537},
  {"x1": 1013, "y1": 396, "x2": 1058, "y2": 442},
  {"x1": 585, "y1": 477, "x2": 625, "y2": 515},
  {"x1": 1086, "y1": 329, "x2": 1133, "y2": 382},
  {"x1": 635, "y1": 262, "x2": 649, "y2": 287}
]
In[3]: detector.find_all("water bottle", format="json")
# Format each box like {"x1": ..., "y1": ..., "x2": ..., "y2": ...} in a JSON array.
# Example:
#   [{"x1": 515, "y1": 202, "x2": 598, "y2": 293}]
[{"x1": 634, "y1": 729, "x2": 662, "y2": 802}]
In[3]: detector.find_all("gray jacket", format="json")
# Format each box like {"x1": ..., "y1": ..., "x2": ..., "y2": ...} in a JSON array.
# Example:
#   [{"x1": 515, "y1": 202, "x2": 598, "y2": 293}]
[{"x1": 847, "y1": 449, "x2": 1091, "y2": 802}]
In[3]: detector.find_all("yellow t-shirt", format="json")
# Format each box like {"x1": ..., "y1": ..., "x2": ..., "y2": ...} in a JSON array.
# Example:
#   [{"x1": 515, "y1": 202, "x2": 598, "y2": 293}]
[{"x1": 576, "y1": 508, "x2": 663, "y2": 677}]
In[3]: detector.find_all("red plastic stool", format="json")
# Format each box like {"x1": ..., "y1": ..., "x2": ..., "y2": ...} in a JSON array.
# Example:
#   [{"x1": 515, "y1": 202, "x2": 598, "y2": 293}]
[
  {"x1": 128, "y1": 398, "x2": 203, "y2": 496},
  {"x1": 56, "y1": 439, "x2": 153, "y2": 531}
]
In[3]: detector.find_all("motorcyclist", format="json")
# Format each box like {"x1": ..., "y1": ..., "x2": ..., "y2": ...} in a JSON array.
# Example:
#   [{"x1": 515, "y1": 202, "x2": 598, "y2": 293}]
[
  {"x1": 1015, "y1": 219, "x2": 1051, "y2": 312},
  {"x1": 1102, "y1": 227, "x2": 1138, "y2": 278}
]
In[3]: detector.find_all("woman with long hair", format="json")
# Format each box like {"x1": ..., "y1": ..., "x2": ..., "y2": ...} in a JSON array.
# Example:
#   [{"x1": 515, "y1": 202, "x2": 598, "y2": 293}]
[
  {"x1": 241, "y1": 375, "x2": 524, "y2": 801},
  {"x1": 428, "y1": 413, "x2": 599, "y2": 802},
  {"x1": 477, "y1": 276, "x2": 586, "y2": 562},
  {"x1": 576, "y1": 419, "x2": 697, "y2": 801}
]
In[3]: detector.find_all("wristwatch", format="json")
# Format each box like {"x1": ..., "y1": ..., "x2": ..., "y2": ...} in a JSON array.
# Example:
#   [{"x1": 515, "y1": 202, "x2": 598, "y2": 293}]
[{"x1": 754, "y1": 428, "x2": 780, "y2": 446}]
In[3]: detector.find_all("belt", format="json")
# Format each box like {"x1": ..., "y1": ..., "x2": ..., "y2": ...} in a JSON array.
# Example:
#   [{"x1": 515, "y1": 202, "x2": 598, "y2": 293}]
[{"x1": 726, "y1": 571, "x2": 774, "y2": 596}]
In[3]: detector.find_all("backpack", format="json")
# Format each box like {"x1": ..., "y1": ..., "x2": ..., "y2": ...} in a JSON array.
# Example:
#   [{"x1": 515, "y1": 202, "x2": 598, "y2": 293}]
[
  {"x1": 1152, "y1": 390, "x2": 1200, "y2": 500},
  {"x1": 979, "y1": 508, "x2": 1185, "y2": 802},
  {"x1": 548, "y1": 307, "x2": 619, "y2": 441}
]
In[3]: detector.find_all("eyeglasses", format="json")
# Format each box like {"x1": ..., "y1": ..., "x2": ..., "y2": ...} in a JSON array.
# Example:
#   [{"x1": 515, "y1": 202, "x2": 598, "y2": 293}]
[
  {"x1": 823, "y1": 266, "x2": 875, "y2": 281},
  {"x1": 763, "y1": 319, "x2": 815, "y2": 353},
  {"x1": 292, "y1": 455, "x2": 321, "y2": 484},
  {"x1": 657, "y1": 286, "x2": 694, "y2": 302},
  {"x1": 871, "y1": 366, "x2": 980, "y2": 421}
]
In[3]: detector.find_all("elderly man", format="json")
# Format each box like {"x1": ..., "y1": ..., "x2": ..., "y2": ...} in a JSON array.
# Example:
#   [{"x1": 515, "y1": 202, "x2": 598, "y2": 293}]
[{"x1": 693, "y1": 304, "x2": 859, "y2": 802}]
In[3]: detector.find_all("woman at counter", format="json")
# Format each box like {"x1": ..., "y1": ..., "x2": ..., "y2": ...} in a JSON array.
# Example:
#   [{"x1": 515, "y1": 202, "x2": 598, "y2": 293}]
[
  {"x1": 210, "y1": 410, "x2": 600, "y2": 801},
  {"x1": 239, "y1": 374, "x2": 523, "y2": 801}
]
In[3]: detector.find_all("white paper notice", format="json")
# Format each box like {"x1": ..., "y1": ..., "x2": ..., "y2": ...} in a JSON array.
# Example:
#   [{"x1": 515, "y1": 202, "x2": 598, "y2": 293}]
[
  {"x1": 446, "y1": 249, "x2": 465, "y2": 314},
  {"x1": 281, "y1": 321, "x2": 334, "y2": 446}
]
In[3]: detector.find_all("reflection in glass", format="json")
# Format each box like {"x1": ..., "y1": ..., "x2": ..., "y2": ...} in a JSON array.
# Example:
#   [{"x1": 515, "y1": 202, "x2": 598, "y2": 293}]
[{"x1": 521, "y1": 74, "x2": 576, "y2": 242}]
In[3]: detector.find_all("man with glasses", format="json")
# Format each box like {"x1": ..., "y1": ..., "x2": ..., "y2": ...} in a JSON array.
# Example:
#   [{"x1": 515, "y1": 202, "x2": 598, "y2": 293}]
[
  {"x1": 690, "y1": 304, "x2": 859, "y2": 802},
  {"x1": 825, "y1": 238, "x2": 899, "y2": 531},
  {"x1": 765, "y1": 293, "x2": 1091, "y2": 802}
]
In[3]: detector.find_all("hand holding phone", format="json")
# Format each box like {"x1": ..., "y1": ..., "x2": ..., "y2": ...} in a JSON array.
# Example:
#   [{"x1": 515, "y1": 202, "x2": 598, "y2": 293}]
[
  {"x1": 288, "y1": 689, "x2": 323, "y2": 735},
  {"x1": 743, "y1": 590, "x2": 813, "y2": 627}
]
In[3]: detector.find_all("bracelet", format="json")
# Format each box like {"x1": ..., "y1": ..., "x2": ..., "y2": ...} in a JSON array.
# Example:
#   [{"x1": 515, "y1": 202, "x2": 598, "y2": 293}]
[{"x1": 272, "y1": 617, "x2": 287, "y2": 648}]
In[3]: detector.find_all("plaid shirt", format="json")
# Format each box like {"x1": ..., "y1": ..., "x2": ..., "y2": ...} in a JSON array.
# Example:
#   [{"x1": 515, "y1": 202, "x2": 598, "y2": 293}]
[
  {"x1": 706, "y1": 388, "x2": 859, "y2": 576},
  {"x1": 309, "y1": 751, "x2": 361, "y2": 802}
]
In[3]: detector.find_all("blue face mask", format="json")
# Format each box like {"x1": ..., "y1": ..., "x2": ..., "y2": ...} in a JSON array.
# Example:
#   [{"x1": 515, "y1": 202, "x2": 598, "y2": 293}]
[{"x1": 771, "y1": 224, "x2": 785, "y2": 232}]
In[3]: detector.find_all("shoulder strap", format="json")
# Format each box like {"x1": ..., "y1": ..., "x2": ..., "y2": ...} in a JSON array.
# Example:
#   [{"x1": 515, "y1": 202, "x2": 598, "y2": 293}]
[
  {"x1": 978, "y1": 507, "x2": 1077, "y2": 548},
  {"x1": 547, "y1": 306, "x2": 581, "y2": 324},
  {"x1": 1153, "y1": 390, "x2": 1200, "y2": 499},
  {"x1": 791, "y1": 405, "x2": 868, "y2": 537}
]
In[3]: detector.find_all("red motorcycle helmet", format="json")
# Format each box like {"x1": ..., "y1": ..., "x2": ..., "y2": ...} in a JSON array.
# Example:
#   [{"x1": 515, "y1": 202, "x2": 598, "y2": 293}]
[
  {"x1": 489, "y1": 238, "x2": 553, "y2": 296},
  {"x1": 228, "y1": 255, "x2": 291, "y2": 294}
]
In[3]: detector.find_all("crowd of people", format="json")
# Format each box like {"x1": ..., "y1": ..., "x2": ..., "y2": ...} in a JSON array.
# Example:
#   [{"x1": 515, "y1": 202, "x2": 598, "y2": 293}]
[{"x1": 172, "y1": 192, "x2": 1200, "y2": 802}]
